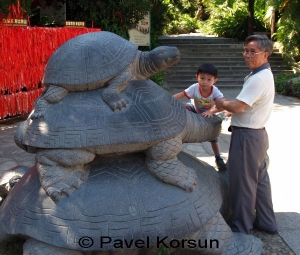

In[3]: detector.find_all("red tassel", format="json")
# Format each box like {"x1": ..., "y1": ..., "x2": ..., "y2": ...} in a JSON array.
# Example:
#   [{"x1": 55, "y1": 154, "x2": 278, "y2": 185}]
[{"x1": 1, "y1": 22, "x2": 101, "y2": 118}]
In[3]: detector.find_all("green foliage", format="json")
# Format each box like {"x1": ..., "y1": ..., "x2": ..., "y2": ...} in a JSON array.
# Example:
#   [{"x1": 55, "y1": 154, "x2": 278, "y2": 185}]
[
  {"x1": 160, "y1": 0, "x2": 200, "y2": 35},
  {"x1": 272, "y1": 0, "x2": 300, "y2": 64},
  {"x1": 274, "y1": 72, "x2": 300, "y2": 98},
  {"x1": 287, "y1": 81, "x2": 300, "y2": 98},
  {"x1": 149, "y1": 0, "x2": 169, "y2": 48},
  {"x1": 164, "y1": 14, "x2": 200, "y2": 34},
  {"x1": 210, "y1": 2, "x2": 248, "y2": 39},
  {"x1": 199, "y1": 1, "x2": 268, "y2": 40},
  {"x1": 149, "y1": 71, "x2": 164, "y2": 86}
]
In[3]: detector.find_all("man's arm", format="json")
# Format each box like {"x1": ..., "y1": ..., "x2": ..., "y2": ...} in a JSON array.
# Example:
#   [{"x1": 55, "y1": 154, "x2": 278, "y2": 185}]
[{"x1": 215, "y1": 98, "x2": 248, "y2": 113}]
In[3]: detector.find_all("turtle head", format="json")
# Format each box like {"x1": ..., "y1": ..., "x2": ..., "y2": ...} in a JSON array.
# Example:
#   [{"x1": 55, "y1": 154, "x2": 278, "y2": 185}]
[{"x1": 140, "y1": 46, "x2": 180, "y2": 76}]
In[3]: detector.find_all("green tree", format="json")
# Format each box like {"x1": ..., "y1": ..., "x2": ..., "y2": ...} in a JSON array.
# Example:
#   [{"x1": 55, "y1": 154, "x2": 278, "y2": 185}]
[{"x1": 272, "y1": 0, "x2": 300, "y2": 63}]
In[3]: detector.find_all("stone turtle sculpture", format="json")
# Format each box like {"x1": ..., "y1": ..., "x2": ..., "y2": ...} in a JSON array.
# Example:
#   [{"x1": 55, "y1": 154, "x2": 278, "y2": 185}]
[
  {"x1": 0, "y1": 152, "x2": 263, "y2": 255},
  {"x1": 31, "y1": 31, "x2": 180, "y2": 119},
  {"x1": 15, "y1": 79, "x2": 222, "y2": 201}
]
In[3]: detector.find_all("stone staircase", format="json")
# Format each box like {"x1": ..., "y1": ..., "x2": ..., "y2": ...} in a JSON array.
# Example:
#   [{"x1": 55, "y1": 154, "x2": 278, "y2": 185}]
[{"x1": 158, "y1": 34, "x2": 292, "y2": 89}]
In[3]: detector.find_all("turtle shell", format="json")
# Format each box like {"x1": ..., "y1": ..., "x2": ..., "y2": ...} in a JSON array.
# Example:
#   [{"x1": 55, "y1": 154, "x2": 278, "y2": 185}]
[
  {"x1": 0, "y1": 152, "x2": 228, "y2": 251},
  {"x1": 15, "y1": 79, "x2": 187, "y2": 149},
  {"x1": 42, "y1": 31, "x2": 138, "y2": 86}
]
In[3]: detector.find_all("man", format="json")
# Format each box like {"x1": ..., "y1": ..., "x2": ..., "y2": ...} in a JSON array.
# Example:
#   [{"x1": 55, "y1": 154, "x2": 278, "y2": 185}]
[{"x1": 215, "y1": 34, "x2": 277, "y2": 235}]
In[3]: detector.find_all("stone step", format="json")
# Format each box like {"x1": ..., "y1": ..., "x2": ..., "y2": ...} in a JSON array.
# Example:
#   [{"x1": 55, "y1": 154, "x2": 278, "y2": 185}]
[
  {"x1": 165, "y1": 65, "x2": 289, "y2": 73},
  {"x1": 165, "y1": 65, "x2": 288, "y2": 71},
  {"x1": 178, "y1": 52, "x2": 283, "y2": 57},
  {"x1": 158, "y1": 35, "x2": 239, "y2": 44},
  {"x1": 178, "y1": 50, "x2": 282, "y2": 57},
  {"x1": 175, "y1": 44, "x2": 244, "y2": 49},
  {"x1": 165, "y1": 70, "x2": 292, "y2": 80},
  {"x1": 177, "y1": 58, "x2": 285, "y2": 65},
  {"x1": 176, "y1": 44, "x2": 281, "y2": 49}
]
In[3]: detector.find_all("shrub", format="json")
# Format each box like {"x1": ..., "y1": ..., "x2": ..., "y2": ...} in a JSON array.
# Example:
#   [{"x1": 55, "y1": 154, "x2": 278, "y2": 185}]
[
  {"x1": 164, "y1": 14, "x2": 200, "y2": 35},
  {"x1": 285, "y1": 81, "x2": 300, "y2": 98},
  {"x1": 149, "y1": 71, "x2": 164, "y2": 86},
  {"x1": 274, "y1": 72, "x2": 300, "y2": 98}
]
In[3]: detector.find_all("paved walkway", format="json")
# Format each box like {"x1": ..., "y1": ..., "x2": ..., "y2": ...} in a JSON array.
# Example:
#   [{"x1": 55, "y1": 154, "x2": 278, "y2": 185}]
[{"x1": 0, "y1": 88, "x2": 300, "y2": 254}]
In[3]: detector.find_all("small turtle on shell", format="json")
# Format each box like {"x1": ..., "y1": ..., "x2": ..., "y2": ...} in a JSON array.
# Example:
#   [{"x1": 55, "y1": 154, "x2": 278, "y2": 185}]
[
  {"x1": 0, "y1": 165, "x2": 29, "y2": 205},
  {"x1": 31, "y1": 31, "x2": 180, "y2": 119},
  {"x1": 0, "y1": 153, "x2": 263, "y2": 255},
  {"x1": 15, "y1": 79, "x2": 222, "y2": 201}
]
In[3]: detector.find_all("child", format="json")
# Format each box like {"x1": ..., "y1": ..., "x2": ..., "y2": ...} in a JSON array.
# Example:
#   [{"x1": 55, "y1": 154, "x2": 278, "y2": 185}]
[{"x1": 173, "y1": 63, "x2": 227, "y2": 171}]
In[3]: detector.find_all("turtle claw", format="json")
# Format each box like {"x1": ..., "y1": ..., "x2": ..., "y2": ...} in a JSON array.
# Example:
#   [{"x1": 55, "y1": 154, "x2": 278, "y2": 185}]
[
  {"x1": 182, "y1": 170, "x2": 197, "y2": 192},
  {"x1": 178, "y1": 168, "x2": 197, "y2": 192},
  {"x1": 146, "y1": 158, "x2": 198, "y2": 192},
  {"x1": 37, "y1": 165, "x2": 88, "y2": 201},
  {"x1": 71, "y1": 182, "x2": 80, "y2": 189},
  {"x1": 62, "y1": 188, "x2": 70, "y2": 196},
  {"x1": 47, "y1": 189, "x2": 61, "y2": 201},
  {"x1": 30, "y1": 111, "x2": 45, "y2": 120},
  {"x1": 111, "y1": 99, "x2": 129, "y2": 111},
  {"x1": 36, "y1": 149, "x2": 94, "y2": 200},
  {"x1": 30, "y1": 97, "x2": 48, "y2": 120},
  {"x1": 45, "y1": 181, "x2": 79, "y2": 201},
  {"x1": 101, "y1": 88, "x2": 129, "y2": 111},
  {"x1": 51, "y1": 192, "x2": 60, "y2": 201}
]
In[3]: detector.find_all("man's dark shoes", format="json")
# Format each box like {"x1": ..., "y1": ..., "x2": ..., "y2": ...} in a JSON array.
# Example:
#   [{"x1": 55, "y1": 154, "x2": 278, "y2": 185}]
[{"x1": 215, "y1": 158, "x2": 227, "y2": 171}]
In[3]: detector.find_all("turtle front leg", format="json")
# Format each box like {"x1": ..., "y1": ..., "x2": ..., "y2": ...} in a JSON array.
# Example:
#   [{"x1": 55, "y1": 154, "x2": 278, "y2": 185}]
[
  {"x1": 101, "y1": 69, "x2": 131, "y2": 111},
  {"x1": 31, "y1": 85, "x2": 68, "y2": 119},
  {"x1": 187, "y1": 211, "x2": 263, "y2": 255},
  {"x1": 36, "y1": 149, "x2": 95, "y2": 200},
  {"x1": 145, "y1": 135, "x2": 197, "y2": 191}
]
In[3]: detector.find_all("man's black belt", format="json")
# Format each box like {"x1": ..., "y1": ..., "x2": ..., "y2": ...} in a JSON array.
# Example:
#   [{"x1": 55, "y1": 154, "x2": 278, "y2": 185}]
[{"x1": 228, "y1": 126, "x2": 265, "y2": 132}]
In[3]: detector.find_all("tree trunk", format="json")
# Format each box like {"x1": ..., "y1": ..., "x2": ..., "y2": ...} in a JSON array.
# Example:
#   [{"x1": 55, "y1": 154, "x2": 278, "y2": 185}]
[
  {"x1": 248, "y1": 0, "x2": 255, "y2": 36},
  {"x1": 271, "y1": 9, "x2": 278, "y2": 38},
  {"x1": 196, "y1": 0, "x2": 203, "y2": 20}
]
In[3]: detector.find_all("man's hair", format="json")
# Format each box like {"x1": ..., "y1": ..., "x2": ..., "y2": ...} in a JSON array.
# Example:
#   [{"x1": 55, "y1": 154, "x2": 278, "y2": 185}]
[
  {"x1": 196, "y1": 63, "x2": 218, "y2": 78},
  {"x1": 244, "y1": 34, "x2": 273, "y2": 56}
]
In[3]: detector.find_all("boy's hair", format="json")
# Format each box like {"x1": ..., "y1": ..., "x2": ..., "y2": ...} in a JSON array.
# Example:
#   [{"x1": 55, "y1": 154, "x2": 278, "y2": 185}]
[{"x1": 196, "y1": 63, "x2": 218, "y2": 78}]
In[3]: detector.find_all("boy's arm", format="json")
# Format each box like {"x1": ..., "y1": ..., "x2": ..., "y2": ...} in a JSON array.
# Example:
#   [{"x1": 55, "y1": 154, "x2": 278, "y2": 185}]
[{"x1": 173, "y1": 92, "x2": 185, "y2": 100}]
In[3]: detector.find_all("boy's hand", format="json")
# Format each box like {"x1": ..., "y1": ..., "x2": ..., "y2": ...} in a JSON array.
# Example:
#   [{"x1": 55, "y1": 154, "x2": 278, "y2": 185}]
[{"x1": 201, "y1": 111, "x2": 213, "y2": 118}]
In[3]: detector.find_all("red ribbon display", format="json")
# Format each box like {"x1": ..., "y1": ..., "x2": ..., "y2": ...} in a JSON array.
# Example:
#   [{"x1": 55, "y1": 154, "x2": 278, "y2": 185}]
[{"x1": 0, "y1": 23, "x2": 101, "y2": 119}]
